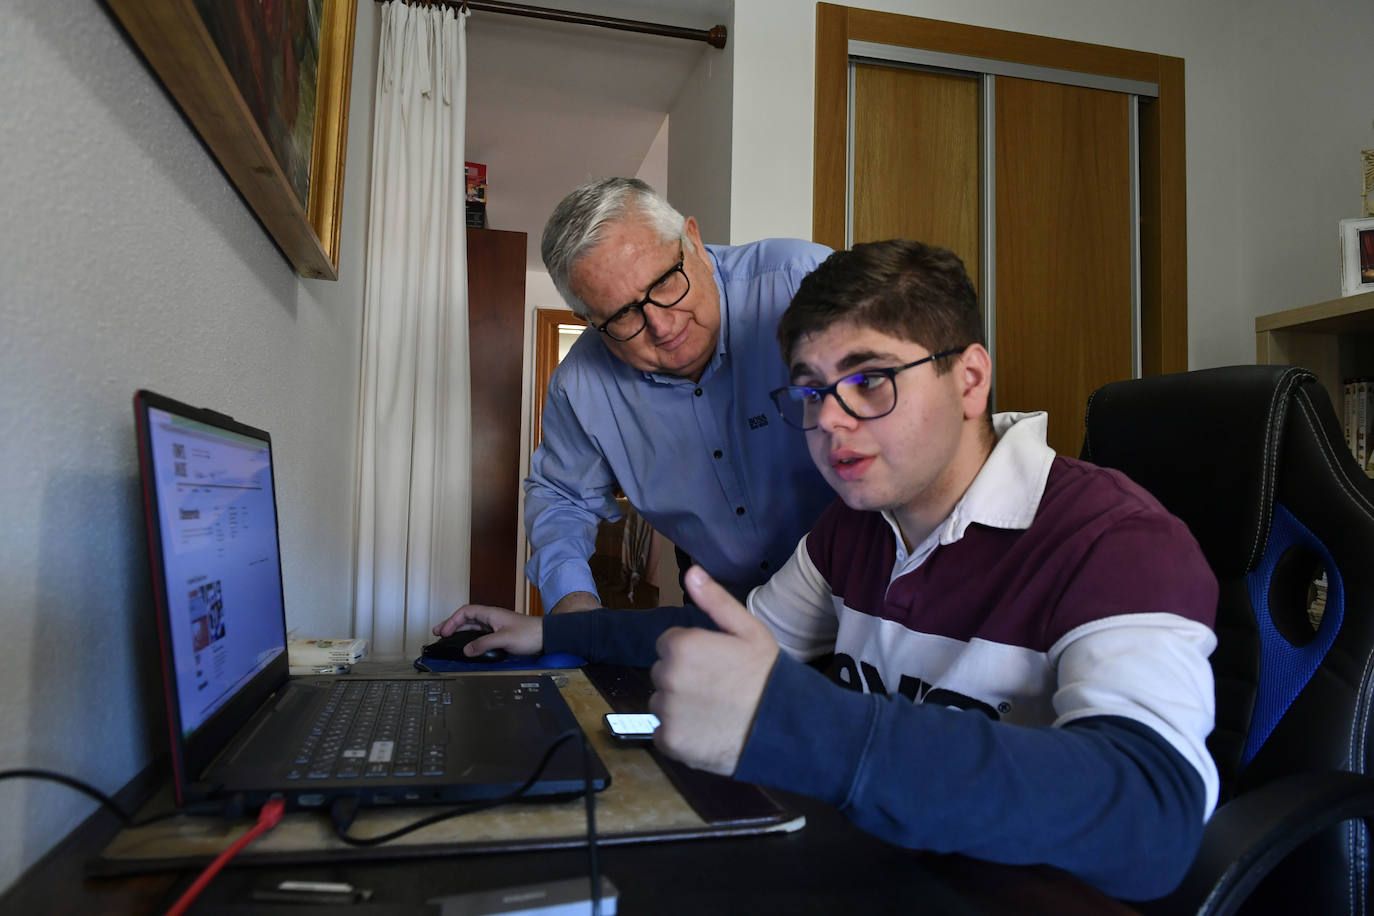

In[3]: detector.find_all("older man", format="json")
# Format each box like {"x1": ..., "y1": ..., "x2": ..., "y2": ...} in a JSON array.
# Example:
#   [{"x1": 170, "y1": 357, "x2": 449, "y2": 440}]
[{"x1": 526, "y1": 178, "x2": 833, "y2": 613}]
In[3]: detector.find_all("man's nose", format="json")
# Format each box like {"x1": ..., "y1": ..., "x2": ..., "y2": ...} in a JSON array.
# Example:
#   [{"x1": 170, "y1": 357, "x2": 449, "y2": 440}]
[
  {"x1": 814, "y1": 391, "x2": 855, "y2": 432},
  {"x1": 642, "y1": 303, "x2": 677, "y2": 339}
]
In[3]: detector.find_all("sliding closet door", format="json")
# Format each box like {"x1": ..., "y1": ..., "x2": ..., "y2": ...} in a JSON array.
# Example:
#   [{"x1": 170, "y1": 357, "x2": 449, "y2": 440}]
[
  {"x1": 851, "y1": 64, "x2": 980, "y2": 284},
  {"x1": 849, "y1": 67, "x2": 1132, "y2": 453},
  {"x1": 993, "y1": 76, "x2": 1134, "y2": 451},
  {"x1": 814, "y1": 4, "x2": 1188, "y2": 458}
]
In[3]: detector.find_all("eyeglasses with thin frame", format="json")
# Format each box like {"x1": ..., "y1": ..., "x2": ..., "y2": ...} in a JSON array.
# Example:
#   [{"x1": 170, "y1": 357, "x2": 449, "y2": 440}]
[
  {"x1": 590, "y1": 243, "x2": 691, "y2": 342},
  {"x1": 769, "y1": 348, "x2": 966, "y2": 431}
]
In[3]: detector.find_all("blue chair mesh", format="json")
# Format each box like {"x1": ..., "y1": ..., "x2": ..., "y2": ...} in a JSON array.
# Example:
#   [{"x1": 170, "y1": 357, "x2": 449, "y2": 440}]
[{"x1": 1241, "y1": 502, "x2": 1344, "y2": 768}]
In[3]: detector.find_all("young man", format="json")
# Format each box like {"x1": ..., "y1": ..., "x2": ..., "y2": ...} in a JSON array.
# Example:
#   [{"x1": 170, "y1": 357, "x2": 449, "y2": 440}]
[
  {"x1": 525, "y1": 178, "x2": 833, "y2": 614},
  {"x1": 437, "y1": 240, "x2": 1219, "y2": 901}
]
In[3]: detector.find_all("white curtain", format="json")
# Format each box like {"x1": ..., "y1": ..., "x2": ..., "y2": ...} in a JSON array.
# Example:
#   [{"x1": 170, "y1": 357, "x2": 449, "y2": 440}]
[{"x1": 354, "y1": 2, "x2": 471, "y2": 657}]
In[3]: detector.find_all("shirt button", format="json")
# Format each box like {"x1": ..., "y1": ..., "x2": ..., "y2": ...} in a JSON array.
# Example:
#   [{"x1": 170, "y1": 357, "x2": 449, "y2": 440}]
[
  {"x1": 760, "y1": 561, "x2": 769, "y2": 570},
  {"x1": 735, "y1": 507, "x2": 745, "y2": 516},
  {"x1": 713, "y1": 449, "x2": 723, "y2": 459},
  {"x1": 694, "y1": 388, "x2": 703, "y2": 397}
]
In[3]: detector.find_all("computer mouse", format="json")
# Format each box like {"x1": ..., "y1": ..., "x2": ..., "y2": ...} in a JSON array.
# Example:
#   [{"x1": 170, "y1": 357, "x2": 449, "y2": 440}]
[{"x1": 422, "y1": 629, "x2": 509, "y2": 663}]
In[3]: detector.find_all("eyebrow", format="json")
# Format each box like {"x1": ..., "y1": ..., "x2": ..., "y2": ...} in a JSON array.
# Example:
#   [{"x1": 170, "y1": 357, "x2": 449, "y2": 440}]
[
  {"x1": 615, "y1": 246, "x2": 682, "y2": 312},
  {"x1": 790, "y1": 348, "x2": 906, "y2": 383}
]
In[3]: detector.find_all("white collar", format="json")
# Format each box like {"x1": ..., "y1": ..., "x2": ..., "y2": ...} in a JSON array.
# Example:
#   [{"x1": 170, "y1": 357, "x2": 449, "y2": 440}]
[{"x1": 880, "y1": 411, "x2": 1056, "y2": 562}]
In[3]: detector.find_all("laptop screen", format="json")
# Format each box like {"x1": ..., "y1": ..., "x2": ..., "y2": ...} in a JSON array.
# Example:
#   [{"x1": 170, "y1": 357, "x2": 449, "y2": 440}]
[{"x1": 142, "y1": 402, "x2": 287, "y2": 737}]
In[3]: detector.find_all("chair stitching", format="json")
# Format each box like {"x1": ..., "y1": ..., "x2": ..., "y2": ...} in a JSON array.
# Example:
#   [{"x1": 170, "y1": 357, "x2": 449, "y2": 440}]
[
  {"x1": 1298, "y1": 389, "x2": 1374, "y2": 916},
  {"x1": 1251, "y1": 370, "x2": 1298, "y2": 568},
  {"x1": 1081, "y1": 390, "x2": 1099, "y2": 462},
  {"x1": 1352, "y1": 640, "x2": 1374, "y2": 776},
  {"x1": 1349, "y1": 818, "x2": 1356, "y2": 916},
  {"x1": 1352, "y1": 818, "x2": 1363, "y2": 916},
  {"x1": 1295, "y1": 391, "x2": 1374, "y2": 518},
  {"x1": 1290, "y1": 393, "x2": 1374, "y2": 775}
]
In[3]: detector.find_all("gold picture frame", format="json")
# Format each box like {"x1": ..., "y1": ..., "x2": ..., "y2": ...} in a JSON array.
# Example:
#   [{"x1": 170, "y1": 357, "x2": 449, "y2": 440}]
[{"x1": 106, "y1": 0, "x2": 358, "y2": 279}]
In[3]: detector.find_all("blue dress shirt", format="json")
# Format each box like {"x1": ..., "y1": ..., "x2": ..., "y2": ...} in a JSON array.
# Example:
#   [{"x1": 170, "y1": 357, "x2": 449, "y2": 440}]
[{"x1": 525, "y1": 238, "x2": 835, "y2": 607}]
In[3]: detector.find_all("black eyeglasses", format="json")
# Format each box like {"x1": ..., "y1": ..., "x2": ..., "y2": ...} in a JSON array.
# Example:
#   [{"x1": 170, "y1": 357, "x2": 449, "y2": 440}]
[
  {"x1": 769, "y1": 348, "x2": 966, "y2": 430},
  {"x1": 591, "y1": 244, "x2": 691, "y2": 342}
]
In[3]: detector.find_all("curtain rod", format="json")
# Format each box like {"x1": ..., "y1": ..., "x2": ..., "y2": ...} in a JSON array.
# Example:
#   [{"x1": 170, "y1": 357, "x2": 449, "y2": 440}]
[{"x1": 379, "y1": 0, "x2": 728, "y2": 49}]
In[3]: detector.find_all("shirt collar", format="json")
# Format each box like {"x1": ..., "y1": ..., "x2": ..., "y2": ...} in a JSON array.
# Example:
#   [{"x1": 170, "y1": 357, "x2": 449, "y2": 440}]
[{"x1": 879, "y1": 411, "x2": 1056, "y2": 555}]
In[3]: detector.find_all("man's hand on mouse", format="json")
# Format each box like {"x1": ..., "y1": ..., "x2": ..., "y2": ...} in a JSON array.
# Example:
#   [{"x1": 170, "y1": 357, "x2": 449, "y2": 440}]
[
  {"x1": 649, "y1": 566, "x2": 779, "y2": 776},
  {"x1": 433, "y1": 605, "x2": 544, "y2": 658}
]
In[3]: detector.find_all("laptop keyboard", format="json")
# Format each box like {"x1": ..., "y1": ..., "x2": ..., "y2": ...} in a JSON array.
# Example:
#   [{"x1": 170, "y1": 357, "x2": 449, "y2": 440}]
[{"x1": 286, "y1": 680, "x2": 450, "y2": 781}]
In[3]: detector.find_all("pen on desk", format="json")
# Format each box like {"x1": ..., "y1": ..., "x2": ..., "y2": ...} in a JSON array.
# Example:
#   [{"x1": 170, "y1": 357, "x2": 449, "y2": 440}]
[
  {"x1": 279, "y1": 880, "x2": 355, "y2": 893},
  {"x1": 251, "y1": 880, "x2": 372, "y2": 905}
]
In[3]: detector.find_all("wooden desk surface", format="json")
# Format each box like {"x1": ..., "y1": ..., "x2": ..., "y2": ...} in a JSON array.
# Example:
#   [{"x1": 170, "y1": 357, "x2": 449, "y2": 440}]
[
  {"x1": 0, "y1": 661, "x2": 1141, "y2": 915},
  {"x1": 2, "y1": 790, "x2": 1138, "y2": 915}
]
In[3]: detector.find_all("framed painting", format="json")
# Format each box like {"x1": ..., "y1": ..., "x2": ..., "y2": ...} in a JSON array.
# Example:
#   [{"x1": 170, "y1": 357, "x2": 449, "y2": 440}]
[
  {"x1": 1341, "y1": 217, "x2": 1374, "y2": 297},
  {"x1": 106, "y1": 0, "x2": 358, "y2": 279}
]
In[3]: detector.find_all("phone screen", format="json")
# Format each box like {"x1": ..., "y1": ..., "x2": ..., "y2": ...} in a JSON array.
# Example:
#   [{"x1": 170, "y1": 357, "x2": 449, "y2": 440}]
[{"x1": 605, "y1": 712, "x2": 660, "y2": 740}]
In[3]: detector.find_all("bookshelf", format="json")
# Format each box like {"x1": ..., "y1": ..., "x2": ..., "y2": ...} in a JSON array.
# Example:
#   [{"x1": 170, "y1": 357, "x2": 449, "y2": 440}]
[{"x1": 1255, "y1": 289, "x2": 1374, "y2": 418}]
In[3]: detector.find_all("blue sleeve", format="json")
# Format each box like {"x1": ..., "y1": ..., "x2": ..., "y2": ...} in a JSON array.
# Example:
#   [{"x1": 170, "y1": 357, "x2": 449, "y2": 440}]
[
  {"x1": 543, "y1": 606, "x2": 716, "y2": 668},
  {"x1": 734, "y1": 654, "x2": 1206, "y2": 901},
  {"x1": 523, "y1": 381, "x2": 620, "y2": 608}
]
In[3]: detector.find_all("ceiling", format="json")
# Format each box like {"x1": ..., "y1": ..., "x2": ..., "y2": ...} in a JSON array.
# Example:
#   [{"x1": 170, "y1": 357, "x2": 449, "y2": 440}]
[{"x1": 463, "y1": 1, "x2": 732, "y2": 268}]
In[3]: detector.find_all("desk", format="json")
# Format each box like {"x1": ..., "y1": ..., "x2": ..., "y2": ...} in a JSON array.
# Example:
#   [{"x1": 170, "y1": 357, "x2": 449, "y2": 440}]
[{"x1": 0, "y1": 663, "x2": 1140, "y2": 915}]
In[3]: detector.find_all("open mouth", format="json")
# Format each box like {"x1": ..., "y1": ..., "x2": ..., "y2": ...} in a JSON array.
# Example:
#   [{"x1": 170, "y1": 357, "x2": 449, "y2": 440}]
[{"x1": 829, "y1": 452, "x2": 873, "y2": 480}]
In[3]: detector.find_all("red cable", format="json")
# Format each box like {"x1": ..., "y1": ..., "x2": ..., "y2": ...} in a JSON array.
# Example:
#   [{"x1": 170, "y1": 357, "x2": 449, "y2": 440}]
[{"x1": 163, "y1": 797, "x2": 286, "y2": 916}]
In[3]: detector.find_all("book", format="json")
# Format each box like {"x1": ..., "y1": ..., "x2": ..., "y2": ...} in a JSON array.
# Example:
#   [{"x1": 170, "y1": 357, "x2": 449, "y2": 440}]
[
  {"x1": 288, "y1": 663, "x2": 353, "y2": 676},
  {"x1": 287, "y1": 637, "x2": 369, "y2": 667},
  {"x1": 465, "y1": 161, "x2": 487, "y2": 228},
  {"x1": 1345, "y1": 379, "x2": 1358, "y2": 460},
  {"x1": 1358, "y1": 379, "x2": 1370, "y2": 473}
]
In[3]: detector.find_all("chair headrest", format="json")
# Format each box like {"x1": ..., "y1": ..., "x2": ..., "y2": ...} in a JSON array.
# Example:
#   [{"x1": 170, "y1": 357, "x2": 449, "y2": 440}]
[{"x1": 1080, "y1": 365, "x2": 1313, "y2": 576}]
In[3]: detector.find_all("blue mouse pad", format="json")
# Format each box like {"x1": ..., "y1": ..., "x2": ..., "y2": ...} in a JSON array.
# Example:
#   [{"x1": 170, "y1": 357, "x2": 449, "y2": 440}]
[{"x1": 413, "y1": 652, "x2": 586, "y2": 673}]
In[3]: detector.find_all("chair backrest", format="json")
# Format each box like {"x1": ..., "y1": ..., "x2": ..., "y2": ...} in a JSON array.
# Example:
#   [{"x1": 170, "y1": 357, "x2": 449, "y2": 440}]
[{"x1": 1081, "y1": 364, "x2": 1374, "y2": 912}]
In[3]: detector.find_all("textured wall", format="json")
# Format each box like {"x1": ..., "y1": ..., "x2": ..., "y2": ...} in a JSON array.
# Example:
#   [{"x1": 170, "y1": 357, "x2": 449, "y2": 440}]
[{"x1": 0, "y1": 0, "x2": 377, "y2": 892}]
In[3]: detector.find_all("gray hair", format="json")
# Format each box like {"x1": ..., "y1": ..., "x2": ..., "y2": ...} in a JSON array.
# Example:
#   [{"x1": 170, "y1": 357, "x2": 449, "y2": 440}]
[{"x1": 540, "y1": 177, "x2": 694, "y2": 318}]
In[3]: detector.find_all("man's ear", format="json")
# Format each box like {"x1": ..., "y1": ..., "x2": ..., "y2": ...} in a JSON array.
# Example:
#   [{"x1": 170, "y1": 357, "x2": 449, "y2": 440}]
[
  {"x1": 957, "y1": 344, "x2": 993, "y2": 420},
  {"x1": 684, "y1": 216, "x2": 706, "y2": 256}
]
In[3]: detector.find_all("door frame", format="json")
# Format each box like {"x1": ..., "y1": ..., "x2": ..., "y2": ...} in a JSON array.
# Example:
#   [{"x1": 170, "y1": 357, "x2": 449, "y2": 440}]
[
  {"x1": 526, "y1": 308, "x2": 588, "y2": 615},
  {"x1": 813, "y1": 3, "x2": 1188, "y2": 377}
]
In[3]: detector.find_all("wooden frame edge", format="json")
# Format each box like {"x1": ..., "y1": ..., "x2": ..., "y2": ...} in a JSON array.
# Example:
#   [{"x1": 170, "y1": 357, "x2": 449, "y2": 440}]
[
  {"x1": 526, "y1": 308, "x2": 588, "y2": 617},
  {"x1": 308, "y1": 0, "x2": 358, "y2": 274},
  {"x1": 813, "y1": 3, "x2": 849, "y2": 248},
  {"x1": 105, "y1": 0, "x2": 356, "y2": 279}
]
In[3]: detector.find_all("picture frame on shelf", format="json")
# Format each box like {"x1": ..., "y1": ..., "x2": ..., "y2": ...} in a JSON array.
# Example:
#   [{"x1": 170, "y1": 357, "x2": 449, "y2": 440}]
[
  {"x1": 105, "y1": 0, "x2": 358, "y2": 280},
  {"x1": 1341, "y1": 217, "x2": 1374, "y2": 297}
]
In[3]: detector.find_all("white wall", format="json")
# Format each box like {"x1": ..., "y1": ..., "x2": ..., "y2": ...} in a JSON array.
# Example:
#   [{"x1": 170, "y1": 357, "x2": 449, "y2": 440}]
[
  {"x1": 638, "y1": 115, "x2": 672, "y2": 200},
  {"x1": 725, "y1": 0, "x2": 1374, "y2": 370},
  {"x1": 667, "y1": 13, "x2": 735, "y2": 246},
  {"x1": 0, "y1": 0, "x2": 377, "y2": 892}
]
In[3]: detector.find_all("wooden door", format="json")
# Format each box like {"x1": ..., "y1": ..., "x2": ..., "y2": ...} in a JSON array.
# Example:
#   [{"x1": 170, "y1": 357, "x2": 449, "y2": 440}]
[
  {"x1": 849, "y1": 68, "x2": 1132, "y2": 454},
  {"x1": 467, "y1": 227, "x2": 526, "y2": 608},
  {"x1": 814, "y1": 4, "x2": 1188, "y2": 457},
  {"x1": 993, "y1": 76, "x2": 1134, "y2": 452},
  {"x1": 852, "y1": 64, "x2": 980, "y2": 285}
]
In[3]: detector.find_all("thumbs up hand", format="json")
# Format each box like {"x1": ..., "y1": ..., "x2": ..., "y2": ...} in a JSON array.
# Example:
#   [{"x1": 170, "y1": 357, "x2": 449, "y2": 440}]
[{"x1": 649, "y1": 566, "x2": 780, "y2": 775}]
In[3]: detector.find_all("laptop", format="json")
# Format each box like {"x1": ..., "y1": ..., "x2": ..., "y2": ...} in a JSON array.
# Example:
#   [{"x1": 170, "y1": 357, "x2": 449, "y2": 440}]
[{"x1": 133, "y1": 389, "x2": 609, "y2": 812}]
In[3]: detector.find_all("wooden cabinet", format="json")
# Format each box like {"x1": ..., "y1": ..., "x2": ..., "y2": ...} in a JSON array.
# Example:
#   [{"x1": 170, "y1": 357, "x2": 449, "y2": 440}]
[
  {"x1": 467, "y1": 227, "x2": 526, "y2": 607},
  {"x1": 1256, "y1": 290, "x2": 1374, "y2": 418}
]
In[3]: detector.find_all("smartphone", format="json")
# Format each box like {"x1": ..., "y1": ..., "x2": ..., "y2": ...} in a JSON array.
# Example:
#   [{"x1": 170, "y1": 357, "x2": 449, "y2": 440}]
[{"x1": 604, "y1": 712, "x2": 660, "y2": 742}]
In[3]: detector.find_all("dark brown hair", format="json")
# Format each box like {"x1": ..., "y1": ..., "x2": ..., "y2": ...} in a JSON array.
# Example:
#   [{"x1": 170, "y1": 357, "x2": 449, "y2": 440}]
[{"x1": 778, "y1": 240, "x2": 984, "y2": 370}]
